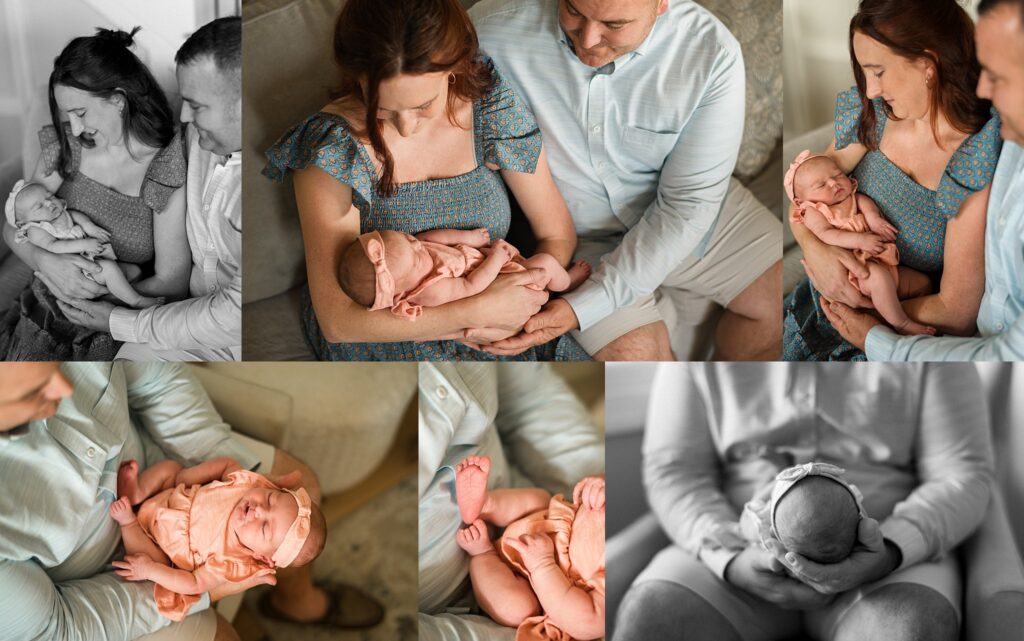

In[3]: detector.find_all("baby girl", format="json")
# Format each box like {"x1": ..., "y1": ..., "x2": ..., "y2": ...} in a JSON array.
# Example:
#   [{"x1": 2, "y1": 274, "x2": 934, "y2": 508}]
[
  {"x1": 785, "y1": 151, "x2": 934, "y2": 336},
  {"x1": 108, "y1": 457, "x2": 327, "y2": 621},
  {"x1": 5, "y1": 179, "x2": 162, "y2": 308},
  {"x1": 339, "y1": 228, "x2": 590, "y2": 321},
  {"x1": 740, "y1": 462, "x2": 866, "y2": 565},
  {"x1": 454, "y1": 455, "x2": 604, "y2": 641}
]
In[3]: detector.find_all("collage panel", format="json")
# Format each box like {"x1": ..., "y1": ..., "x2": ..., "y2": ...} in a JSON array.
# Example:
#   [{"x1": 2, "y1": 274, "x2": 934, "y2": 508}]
[
  {"x1": 783, "y1": 0, "x2": 1024, "y2": 361},
  {"x1": 241, "y1": 0, "x2": 784, "y2": 363},
  {"x1": 419, "y1": 362, "x2": 605, "y2": 640},
  {"x1": 605, "y1": 362, "x2": 1024, "y2": 640},
  {"x1": 0, "y1": 362, "x2": 418, "y2": 641},
  {"x1": 0, "y1": 2, "x2": 242, "y2": 362}
]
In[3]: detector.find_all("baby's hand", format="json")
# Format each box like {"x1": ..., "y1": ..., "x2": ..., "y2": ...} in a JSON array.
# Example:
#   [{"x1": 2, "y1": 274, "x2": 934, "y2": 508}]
[
  {"x1": 112, "y1": 553, "x2": 156, "y2": 582},
  {"x1": 80, "y1": 238, "x2": 106, "y2": 255},
  {"x1": 857, "y1": 233, "x2": 884, "y2": 254},
  {"x1": 573, "y1": 476, "x2": 605, "y2": 512},
  {"x1": 505, "y1": 533, "x2": 556, "y2": 572},
  {"x1": 488, "y1": 239, "x2": 515, "y2": 260},
  {"x1": 871, "y1": 220, "x2": 897, "y2": 242},
  {"x1": 90, "y1": 227, "x2": 112, "y2": 243},
  {"x1": 472, "y1": 228, "x2": 491, "y2": 245}
]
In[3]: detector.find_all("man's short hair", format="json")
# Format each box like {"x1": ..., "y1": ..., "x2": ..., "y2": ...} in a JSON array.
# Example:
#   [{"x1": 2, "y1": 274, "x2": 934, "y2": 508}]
[
  {"x1": 175, "y1": 16, "x2": 241, "y2": 74},
  {"x1": 978, "y1": 0, "x2": 1024, "y2": 25}
]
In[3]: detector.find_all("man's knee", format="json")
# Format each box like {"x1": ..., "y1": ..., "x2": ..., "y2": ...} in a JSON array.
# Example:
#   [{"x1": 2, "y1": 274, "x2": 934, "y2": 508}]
[
  {"x1": 272, "y1": 448, "x2": 322, "y2": 504},
  {"x1": 594, "y1": 322, "x2": 673, "y2": 361},
  {"x1": 614, "y1": 580, "x2": 740, "y2": 641},
  {"x1": 212, "y1": 613, "x2": 240, "y2": 641},
  {"x1": 834, "y1": 583, "x2": 958, "y2": 641},
  {"x1": 727, "y1": 260, "x2": 782, "y2": 321}
]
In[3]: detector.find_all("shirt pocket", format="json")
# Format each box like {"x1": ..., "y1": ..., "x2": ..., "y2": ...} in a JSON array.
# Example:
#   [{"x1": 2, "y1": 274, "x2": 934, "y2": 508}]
[{"x1": 620, "y1": 125, "x2": 679, "y2": 172}]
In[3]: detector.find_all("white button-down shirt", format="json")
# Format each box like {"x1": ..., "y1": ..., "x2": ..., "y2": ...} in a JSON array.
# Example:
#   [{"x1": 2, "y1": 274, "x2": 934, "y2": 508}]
[
  {"x1": 470, "y1": 0, "x2": 745, "y2": 330},
  {"x1": 109, "y1": 124, "x2": 241, "y2": 360}
]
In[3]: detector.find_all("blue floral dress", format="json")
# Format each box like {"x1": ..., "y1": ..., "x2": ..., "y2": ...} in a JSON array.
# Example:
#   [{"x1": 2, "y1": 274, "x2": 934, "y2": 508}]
[
  {"x1": 783, "y1": 87, "x2": 1001, "y2": 361},
  {"x1": 263, "y1": 57, "x2": 588, "y2": 361}
]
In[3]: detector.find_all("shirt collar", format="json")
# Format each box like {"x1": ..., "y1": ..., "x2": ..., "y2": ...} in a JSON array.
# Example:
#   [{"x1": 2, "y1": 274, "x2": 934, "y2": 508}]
[
  {"x1": 220, "y1": 151, "x2": 242, "y2": 168},
  {"x1": 0, "y1": 422, "x2": 31, "y2": 445}
]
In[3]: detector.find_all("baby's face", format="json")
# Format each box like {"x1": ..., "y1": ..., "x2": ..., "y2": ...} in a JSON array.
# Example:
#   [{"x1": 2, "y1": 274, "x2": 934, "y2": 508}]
[
  {"x1": 380, "y1": 230, "x2": 434, "y2": 292},
  {"x1": 794, "y1": 157, "x2": 853, "y2": 205},
  {"x1": 231, "y1": 487, "x2": 299, "y2": 562},
  {"x1": 773, "y1": 476, "x2": 860, "y2": 564},
  {"x1": 15, "y1": 184, "x2": 64, "y2": 224}
]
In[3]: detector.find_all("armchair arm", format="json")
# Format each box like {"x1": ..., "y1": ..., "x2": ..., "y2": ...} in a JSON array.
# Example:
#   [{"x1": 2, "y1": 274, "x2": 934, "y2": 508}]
[
  {"x1": 606, "y1": 511, "x2": 671, "y2": 635},
  {"x1": 962, "y1": 487, "x2": 1024, "y2": 641}
]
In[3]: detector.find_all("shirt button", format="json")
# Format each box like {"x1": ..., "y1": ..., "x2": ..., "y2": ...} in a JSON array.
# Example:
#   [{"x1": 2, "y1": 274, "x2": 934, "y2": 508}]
[
  {"x1": 598, "y1": 161, "x2": 607, "y2": 169},
  {"x1": 997, "y1": 323, "x2": 1005, "y2": 331},
  {"x1": 86, "y1": 447, "x2": 96, "y2": 458},
  {"x1": 592, "y1": 125, "x2": 601, "y2": 133},
  {"x1": 436, "y1": 385, "x2": 449, "y2": 399}
]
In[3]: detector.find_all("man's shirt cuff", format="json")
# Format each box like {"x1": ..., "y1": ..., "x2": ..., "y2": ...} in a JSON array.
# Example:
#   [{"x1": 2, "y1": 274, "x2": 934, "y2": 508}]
[
  {"x1": 700, "y1": 546, "x2": 742, "y2": 581},
  {"x1": 562, "y1": 283, "x2": 614, "y2": 332},
  {"x1": 865, "y1": 325, "x2": 899, "y2": 361},
  {"x1": 879, "y1": 517, "x2": 929, "y2": 570},
  {"x1": 109, "y1": 307, "x2": 141, "y2": 343}
]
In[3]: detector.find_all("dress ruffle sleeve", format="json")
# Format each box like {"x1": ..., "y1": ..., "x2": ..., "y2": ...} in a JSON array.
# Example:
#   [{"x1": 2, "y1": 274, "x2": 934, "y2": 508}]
[
  {"x1": 477, "y1": 56, "x2": 542, "y2": 174},
  {"x1": 935, "y1": 110, "x2": 1003, "y2": 219},
  {"x1": 37, "y1": 123, "x2": 80, "y2": 176},
  {"x1": 141, "y1": 128, "x2": 187, "y2": 214},
  {"x1": 834, "y1": 87, "x2": 885, "y2": 151},
  {"x1": 262, "y1": 113, "x2": 375, "y2": 209}
]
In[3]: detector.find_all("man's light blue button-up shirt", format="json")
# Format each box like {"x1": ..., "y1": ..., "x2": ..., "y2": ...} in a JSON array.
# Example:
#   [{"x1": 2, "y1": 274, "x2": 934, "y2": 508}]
[
  {"x1": 470, "y1": 0, "x2": 746, "y2": 330},
  {"x1": 0, "y1": 363, "x2": 260, "y2": 641},
  {"x1": 866, "y1": 141, "x2": 1024, "y2": 360}
]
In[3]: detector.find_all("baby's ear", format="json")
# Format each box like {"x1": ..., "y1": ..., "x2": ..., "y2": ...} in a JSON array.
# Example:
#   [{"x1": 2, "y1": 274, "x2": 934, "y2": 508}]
[{"x1": 365, "y1": 237, "x2": 385, "y2": 261}]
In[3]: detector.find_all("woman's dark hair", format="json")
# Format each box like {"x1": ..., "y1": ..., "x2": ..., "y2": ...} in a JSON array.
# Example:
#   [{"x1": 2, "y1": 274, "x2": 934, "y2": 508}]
[
  {"x1": 332, "y1": 0, "x2": 492, "y2": 196},
  {"x1": 48, "y1": 27, "x2": 175, "y2": 179},
  {"x1": 849, "y1": 0, "x2": 990, "y2": 149}
]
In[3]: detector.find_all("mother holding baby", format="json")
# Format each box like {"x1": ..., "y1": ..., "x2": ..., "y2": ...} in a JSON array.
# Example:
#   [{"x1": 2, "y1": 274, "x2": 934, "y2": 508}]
[
  {"x1": 783, "y1": 0, "x2": 1001, "y2": 361},
  {"x1": 263, "y1": 0, "x2": 587, "y2": 361},
  {"x1": 0, "y1": 28, "x2": 190, "y2": 360}
]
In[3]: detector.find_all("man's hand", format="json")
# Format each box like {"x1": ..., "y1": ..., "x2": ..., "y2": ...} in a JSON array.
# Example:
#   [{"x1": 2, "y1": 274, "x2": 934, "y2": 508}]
[
  {"x1": 112, "y1": 553, "x2": 157, "y2": 582},
  {"x1": 573, "y1": 476, "x2": 605, "y2": 512},
  {"x1": 264, "y1": 469, "x2": 303, "y2": 491},
  {"x1": 724, "y1": 545, "x2": 835, "y2": 609},
  {"x1": 34, "y1": 252, "x2": 107, "y2": 300},
  {"x1": 769, "y1": 517, "x2": 900, "y2": 595},
  {"x1": 821, "y1": 296, "x2": 882, "y2": 351},
  {"x1": 505, "y1": 533, "x2": 557, "y2": 573},
  {"x1": 55, "y1": 297, "x2": 115, "y2": 332},
  {"x1": 482, "y1": 298, "x2": 579, "y2": 356}
]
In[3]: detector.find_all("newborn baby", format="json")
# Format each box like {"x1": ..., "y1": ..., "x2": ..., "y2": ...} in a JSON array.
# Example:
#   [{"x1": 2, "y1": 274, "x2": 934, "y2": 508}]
[
  {"x1": 454, "y1": 455, "x2": 605, "y2": 641},
  {"x1": 741, "y1": 462, "x2": 865, "y2": 564},
  {"x1": 109, "y1": 457, "x2": 327, "y2": 621},
  {"x1": 4, "y1": 179, "x2": 162, "y2": 308},
  {"x1": 339, "y1": 228, "x2": 590, "y2": 320},
  {"x1": 784, "y1": 151, "x2": 934, "y2": 336}
]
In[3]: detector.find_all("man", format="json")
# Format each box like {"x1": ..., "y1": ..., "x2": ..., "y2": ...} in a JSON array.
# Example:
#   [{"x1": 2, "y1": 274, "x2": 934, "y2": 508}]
[
  {"x1": 824, "y1": 0, "x2": 1024, "y2": 360},
  {"x1": 0, "y1": 363, "x2": 382, "y2": 641},
  {"x1": 59, "y1": 18, "x2": 243, "y2": 361},
  {"x1": 418, "y1": 363, "x2": 604, "y2": 640},
  {"x1": 469, "y1": 0, "x2": 783, "y2": 361}
]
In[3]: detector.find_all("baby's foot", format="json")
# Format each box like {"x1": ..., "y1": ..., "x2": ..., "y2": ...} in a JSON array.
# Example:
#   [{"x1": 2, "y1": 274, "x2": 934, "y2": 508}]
[
  {"x1": 455, "y1": 519, "x2": 494, "y2": 556},
  {"x1": 896, "y1": 320, "x2": 936, "y2": 336},
  {"x1": 117, "y1": 460, "x2": 141, "y2": 504},
  {"x1": 566, "y1": 260, "x2": 591, "y2": 291},
  {"x1": 455, "y1": 455, "x2": 491, "y2": 524},
  {"x1": 109, "y1": 496, "x2": 137, "y2": 526}
]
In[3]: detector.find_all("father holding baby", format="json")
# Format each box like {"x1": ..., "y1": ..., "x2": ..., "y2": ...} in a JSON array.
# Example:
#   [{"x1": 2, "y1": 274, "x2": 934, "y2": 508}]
[
  {"x1": 468, "y1": 0, "x2": 783, "y2": 361},
  {"x1": 615, "y1": 363, "x2": 994, "y2": 641},
  {"x1": 57, "y1": 18, "x2": 243, "y2": 361}
]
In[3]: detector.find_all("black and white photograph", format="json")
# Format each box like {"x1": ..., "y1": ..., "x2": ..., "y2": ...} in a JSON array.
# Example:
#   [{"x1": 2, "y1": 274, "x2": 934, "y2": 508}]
[{"x1": 0, "y1": 1, "x2": 241, "y2": 361}]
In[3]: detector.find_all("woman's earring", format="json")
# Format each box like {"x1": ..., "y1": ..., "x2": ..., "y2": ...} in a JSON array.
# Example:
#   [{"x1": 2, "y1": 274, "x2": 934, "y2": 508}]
[{"x1": 448, "y1": 73, "x2": 456, "y2": 85}]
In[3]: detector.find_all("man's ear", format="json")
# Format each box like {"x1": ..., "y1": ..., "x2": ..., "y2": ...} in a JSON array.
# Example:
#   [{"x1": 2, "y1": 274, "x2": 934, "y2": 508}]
[{"x1": 656, "y1": 0, "x2": 669, "y2": 16}]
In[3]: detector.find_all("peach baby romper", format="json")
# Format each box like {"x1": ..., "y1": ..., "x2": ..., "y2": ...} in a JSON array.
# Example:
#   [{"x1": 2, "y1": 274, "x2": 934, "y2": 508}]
[
  {"x1": 136, "y1": 470, "x2": 288, "y2": 620},
  {"x1": 497, "y1": 495, "x2": 606, "y2": 641}
]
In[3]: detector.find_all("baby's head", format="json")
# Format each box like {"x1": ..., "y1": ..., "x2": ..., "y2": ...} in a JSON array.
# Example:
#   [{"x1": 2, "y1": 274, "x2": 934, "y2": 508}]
[
  {"x1": 5, "y1": 180, "x2": 64, "y2": 228},
  {"x1": 232, "y1": 485, "x2": 327, "y2": 568},
  {"x1": 769, "y1": 463, "x2": 863, "y2": 564},
  {"x1": 339, "y1": 230, "x2": 432, "y2": 308},
  {"x1": 784, "y1": 151, "x2": 854, "y2": 206}
]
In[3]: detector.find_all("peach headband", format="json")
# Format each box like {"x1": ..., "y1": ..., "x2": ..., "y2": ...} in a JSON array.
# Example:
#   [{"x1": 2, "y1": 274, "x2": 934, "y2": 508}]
[
  {"x1": 358, "y1": 230, "x2": 397, "y2": 311},
  {"x1": 768, "y1": 462, "x2": 866, "y2": 540},
  {"x1": 271, "y1": 486, "x2": 312, "y2": 568},
  {"x1": 783, "y1": 149, "x2": 829, "y2": 203},
  {"x1": 4, "y1": 179, "x2": 32, "y2": 228}
]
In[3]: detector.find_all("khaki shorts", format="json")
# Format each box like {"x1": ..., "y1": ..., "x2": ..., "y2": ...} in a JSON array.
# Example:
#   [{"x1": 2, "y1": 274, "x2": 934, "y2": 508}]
[
  {"x1": 572, "y1": 178, "x2": 782, "y2": 355},
  {"x1": 632, "y1": 544, "x2": 961, "y2": 641},
  {"x1": 136, "y1": 432, "x2": 277, "y2": 641}
]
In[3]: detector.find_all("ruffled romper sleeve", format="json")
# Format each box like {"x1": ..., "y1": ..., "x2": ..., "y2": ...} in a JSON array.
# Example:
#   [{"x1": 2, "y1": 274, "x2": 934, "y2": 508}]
[
  {"x1": 141, "y1": 128, "x2": 187, "y2": 214},
  {"x1": 476, "y1": 56, "x2": 543, "y2": 174},
  {"x1": 262, "y1": 114, "x2": 376, "y2": 210}
]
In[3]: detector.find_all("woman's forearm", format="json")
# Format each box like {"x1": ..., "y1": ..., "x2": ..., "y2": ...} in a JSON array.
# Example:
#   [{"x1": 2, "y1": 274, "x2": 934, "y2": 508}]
[
  {"x1": 529, "y1": 563, "x2": 604, "y2": 640},
  {"x1": 900, "y1": 291, "x2": 980, "y2": 336},
  {"x1": 533, "y1": 236, "x2": 576, "y2": 267},
  {"x1": 133, "y1": 271, "x2": 190, "y2": 300}
]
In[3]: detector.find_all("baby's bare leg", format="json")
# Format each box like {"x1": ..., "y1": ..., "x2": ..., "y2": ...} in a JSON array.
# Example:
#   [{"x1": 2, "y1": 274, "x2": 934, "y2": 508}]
[
  {"x1": 95, "y1": 259, "x2": 164, "y2": 308},
  {"x1": 519, "y1": 254, "x2": 592, "y2": 292},
  {"x1": 863, "y1": 263, "x2": 935, "y2": 336},
  {"x1": 117, "y1": 459, "x2": 182, "y2": 505},
  {"x1": 456, "y1": 520, "x2": 541, "y2": 626},
  {"x1": 108, "y1": 497, "x2": 171, "y2": 565},
  {"x1": 481, "y1": 488, "x2": 552, "y2": 527},
  {"x1": 896, "y1": 266, "x2": 932, "y2": 299}
]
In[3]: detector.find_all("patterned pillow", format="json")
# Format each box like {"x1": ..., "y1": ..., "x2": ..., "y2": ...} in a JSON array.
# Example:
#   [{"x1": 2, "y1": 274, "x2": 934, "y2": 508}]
[{"x1": 697, "y1": 0, "x2": 783, "y2": 180}]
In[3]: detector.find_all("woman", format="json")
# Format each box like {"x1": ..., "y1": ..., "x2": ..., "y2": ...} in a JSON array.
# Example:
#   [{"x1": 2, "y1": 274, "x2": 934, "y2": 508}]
[
  {"x1": 783, "y1": 0, "x2": 1001, "y2": 360},
  {"x1": 0, "y1": 27, "x2": 190, "y2": 360},
  {"x1": 263, "y1": 0, "x2": 587, "y2": 361}
]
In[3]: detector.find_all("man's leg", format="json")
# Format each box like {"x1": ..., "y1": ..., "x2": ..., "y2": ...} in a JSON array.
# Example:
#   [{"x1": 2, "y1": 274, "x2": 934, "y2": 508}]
[
  {"x1": 615, "y1": 581, "x2": 741, "y2": 641},
  {"x1": 572, "y1": 291, "x2": 675, "y2": 361},
  {"x1": 715, "y1": 260, "x2": 782, "y2": 360},
  {"x1": 134, "y1": 608, "x2": 220, "y2": 641}
]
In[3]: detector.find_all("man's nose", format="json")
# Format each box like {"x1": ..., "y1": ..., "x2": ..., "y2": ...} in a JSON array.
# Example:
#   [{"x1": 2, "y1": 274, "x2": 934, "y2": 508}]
[
  {"x1": 180, "y1": 102, "x2": 193, "y2": 124},
  {"x1": 43, "y1": 370, "x2": 73, "y2": 400},
  {"x1": 579, "y1": 22, "x2": 603, "y2": 50}
]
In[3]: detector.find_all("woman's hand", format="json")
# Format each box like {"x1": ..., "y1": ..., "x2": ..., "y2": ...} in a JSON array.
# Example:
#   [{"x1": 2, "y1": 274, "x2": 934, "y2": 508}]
[
  {"x1": 480, "y1": 298, "x2": 579, "y2": 356},
  {"x1": 112, "y1": 553, "x2": 157, "y2": 582},
  {"x1": 34, "y1": 251, "x2": 106, "y2": 301},
  {"x1": 767, "y1": 517, "x2": 900, "y2": 595},
  {"x1": 821, "y1": 297, "x2": 883, "y2": 350},
  {"x1": 464, "y1": 269, "x2": 550, "y2": 334},
  {"x1": 506, "y1": 533, "x2": 557, "y2": 573},
  {"x1": 724, "y1": 545, "x2": 835, "y2": 609}
]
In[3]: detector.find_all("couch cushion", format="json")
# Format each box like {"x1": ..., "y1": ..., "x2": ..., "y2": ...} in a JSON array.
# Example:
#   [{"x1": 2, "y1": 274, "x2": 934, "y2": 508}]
[{"x1": 242, "y1": 286, "x2": 315, "y2": 361}]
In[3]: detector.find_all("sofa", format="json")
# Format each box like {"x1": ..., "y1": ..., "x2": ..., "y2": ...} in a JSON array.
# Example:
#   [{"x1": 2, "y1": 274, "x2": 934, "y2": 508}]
[
  {"x1": 241, "y1": 0, "x2": 784, "y2": 361},
  {"x1": 604, "y1": 363, "x2": 1024, "y2": 641}
]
